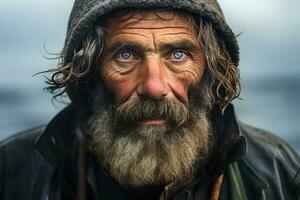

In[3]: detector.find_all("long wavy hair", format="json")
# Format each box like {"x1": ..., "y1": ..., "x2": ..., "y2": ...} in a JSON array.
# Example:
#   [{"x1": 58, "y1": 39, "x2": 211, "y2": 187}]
[{"x1": 43, "y1": 10, "x2": 240, "y2": 111}]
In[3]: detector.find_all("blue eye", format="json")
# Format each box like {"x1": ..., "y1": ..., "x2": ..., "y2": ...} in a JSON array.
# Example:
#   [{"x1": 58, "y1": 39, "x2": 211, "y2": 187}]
[
  {"x1": 114, "y1": 49, "x2": 141, "y2": 66},
  {"x1": 116, "y1": 51, "x2": 136, "y2": 61},
  {"x1": 171, "y1": 50, "x2": 187, "y2": 60},
  {"x1": 120, "y1": 52, "x2": 131, "y2": 59}
]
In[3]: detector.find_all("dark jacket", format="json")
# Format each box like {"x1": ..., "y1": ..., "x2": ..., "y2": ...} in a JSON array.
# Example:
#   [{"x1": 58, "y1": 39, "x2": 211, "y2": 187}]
[{"x1": 1, "y1": 104, "x2": 300, "y2": 200}]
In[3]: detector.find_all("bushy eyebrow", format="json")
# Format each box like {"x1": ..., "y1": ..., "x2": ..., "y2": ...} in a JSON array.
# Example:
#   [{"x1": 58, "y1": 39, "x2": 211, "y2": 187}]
[
  {"x1": 158, "y1": 41, "x2": 201, "y2": 52},
  {"x1": 105, "y1": 41, "x2": 147, "y2": 54},
  {"x1": 105, "y1": 40, "x2": 202, "y2": 54}
]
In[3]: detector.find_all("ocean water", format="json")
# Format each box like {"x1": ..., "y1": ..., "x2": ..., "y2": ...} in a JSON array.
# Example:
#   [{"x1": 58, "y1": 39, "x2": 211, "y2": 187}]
[
  {"x1": 235, "y1": 76, "x2": 300, "y2": 153},
  {"x1": 0, "y1": 75, "x2": 299, "y2": 154}
]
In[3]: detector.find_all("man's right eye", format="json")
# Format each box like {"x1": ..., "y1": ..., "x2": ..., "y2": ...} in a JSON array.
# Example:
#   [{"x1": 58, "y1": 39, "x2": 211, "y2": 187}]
[{"x1": 115, "y1": 51, "x2": 137, "y2": 62}]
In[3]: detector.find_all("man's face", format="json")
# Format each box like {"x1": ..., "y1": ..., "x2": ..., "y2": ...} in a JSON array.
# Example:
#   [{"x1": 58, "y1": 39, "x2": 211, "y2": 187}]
[
  {"x1": 89, "y1": 10, "x2": 213, "y2": 188},
  {"x1": 100, "y1": 10, "x2": 205, "y2": 124}
]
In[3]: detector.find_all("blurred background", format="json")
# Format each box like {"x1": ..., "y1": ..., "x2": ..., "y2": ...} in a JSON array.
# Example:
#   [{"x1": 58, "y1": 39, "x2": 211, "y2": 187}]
[{"x1": 0, "y1": 0, "x2": 299, "y2": 153}]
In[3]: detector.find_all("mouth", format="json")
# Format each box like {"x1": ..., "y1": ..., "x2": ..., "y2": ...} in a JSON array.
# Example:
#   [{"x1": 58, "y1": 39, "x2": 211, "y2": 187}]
[{"x1": 138, "y1": 119, "x2": 166, "y2": 125}]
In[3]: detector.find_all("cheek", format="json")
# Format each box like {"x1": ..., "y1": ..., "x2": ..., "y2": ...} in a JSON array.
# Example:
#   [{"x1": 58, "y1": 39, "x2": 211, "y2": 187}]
[
  {"x1": 100, "y1": 66, "x2": 138, "y2": 102},
  {"x1": 168, "y1": 62, "x2": 205, "y2": 103}
]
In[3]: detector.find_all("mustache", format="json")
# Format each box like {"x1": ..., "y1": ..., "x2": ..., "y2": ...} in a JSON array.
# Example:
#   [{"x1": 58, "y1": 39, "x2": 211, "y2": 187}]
[{"x1": 114, "y1": 97, "x2": 189, "y2": 126}]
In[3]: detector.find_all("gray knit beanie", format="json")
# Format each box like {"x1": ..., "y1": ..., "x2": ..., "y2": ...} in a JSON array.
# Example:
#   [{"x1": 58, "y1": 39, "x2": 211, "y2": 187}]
[{"x1": 64, "y1": 0, "x2": 239, "y2": 66}]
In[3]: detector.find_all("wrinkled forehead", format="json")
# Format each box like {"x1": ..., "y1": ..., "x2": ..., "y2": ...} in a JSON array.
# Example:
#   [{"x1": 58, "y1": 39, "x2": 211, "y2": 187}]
[{"x1": 99, "y1": 9, "x2": 197, "y2": 31}]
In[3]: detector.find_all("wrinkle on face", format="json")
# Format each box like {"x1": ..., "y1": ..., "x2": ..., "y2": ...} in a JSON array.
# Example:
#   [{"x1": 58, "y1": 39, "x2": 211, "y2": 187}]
[{"x1": 99, "y1": 10, "x2": 205, "y2": 104}]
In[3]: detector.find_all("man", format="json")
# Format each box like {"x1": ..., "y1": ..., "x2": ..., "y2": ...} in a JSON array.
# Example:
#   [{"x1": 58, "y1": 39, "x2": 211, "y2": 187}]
[{"x1": 1, "y1": 0, "x2": 300, "y2": 199}]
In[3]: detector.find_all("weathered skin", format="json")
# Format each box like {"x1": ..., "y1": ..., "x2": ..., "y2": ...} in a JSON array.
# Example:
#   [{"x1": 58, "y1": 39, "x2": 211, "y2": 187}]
[{"x1": 100, "y1": 11, "x2": 205, "y2": 125}]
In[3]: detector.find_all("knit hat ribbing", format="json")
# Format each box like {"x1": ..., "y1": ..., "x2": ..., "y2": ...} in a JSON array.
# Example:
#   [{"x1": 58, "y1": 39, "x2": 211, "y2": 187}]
[{"x1": 64, "y1": 0, "x2": 239, "y2": 66}]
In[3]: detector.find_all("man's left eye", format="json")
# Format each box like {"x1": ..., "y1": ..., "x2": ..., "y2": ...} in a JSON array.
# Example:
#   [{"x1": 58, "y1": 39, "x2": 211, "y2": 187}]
[{"x1": 170, "y1": 50, "x2": 187, "y2": 61}]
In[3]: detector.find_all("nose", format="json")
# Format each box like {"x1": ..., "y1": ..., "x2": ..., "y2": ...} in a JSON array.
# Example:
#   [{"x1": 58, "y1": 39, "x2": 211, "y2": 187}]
[{"x1": 137, "y1": 57, "x2": 168, "y2": 100}]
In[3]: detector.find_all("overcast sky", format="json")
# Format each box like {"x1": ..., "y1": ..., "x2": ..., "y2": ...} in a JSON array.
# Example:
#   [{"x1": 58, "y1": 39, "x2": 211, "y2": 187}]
[{"x1": 221, "y1": 0, "x2": 300, "y2": 78}]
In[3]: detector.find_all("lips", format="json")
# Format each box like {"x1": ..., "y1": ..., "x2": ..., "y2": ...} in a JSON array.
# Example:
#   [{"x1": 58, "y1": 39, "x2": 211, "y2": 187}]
[{"x1": 138, "y1": 118, "x2": 166, "y2": 125}]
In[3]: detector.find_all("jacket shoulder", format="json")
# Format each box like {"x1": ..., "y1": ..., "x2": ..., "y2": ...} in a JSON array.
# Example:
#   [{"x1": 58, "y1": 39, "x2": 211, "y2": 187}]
[
  {"x1": 0, "y1": 126, "x2": 46, "y2": 163},
  {"x1": 0, "y1": 126, "x2": 45, "y2": 147},
  {"x1": 239, "y1": 122, "x2": 300, "y2": 199},
  {"x1": 0, "y1": 126, "x2": 48, "y2": 199},
  {"x1": 240, "y1": 123, "x2": 300, "y2": 164}
]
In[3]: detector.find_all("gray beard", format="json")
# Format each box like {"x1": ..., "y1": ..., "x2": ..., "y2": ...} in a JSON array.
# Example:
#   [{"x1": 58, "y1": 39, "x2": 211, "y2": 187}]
[{"x1": 87, "y1": 76, "x2": 214, "y2": 188}]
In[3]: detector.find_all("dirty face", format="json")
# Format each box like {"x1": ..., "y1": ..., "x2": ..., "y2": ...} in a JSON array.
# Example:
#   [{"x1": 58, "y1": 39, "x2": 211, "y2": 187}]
[{"x1": 99, "y1": 10, "x2": 205, "y2": 126}]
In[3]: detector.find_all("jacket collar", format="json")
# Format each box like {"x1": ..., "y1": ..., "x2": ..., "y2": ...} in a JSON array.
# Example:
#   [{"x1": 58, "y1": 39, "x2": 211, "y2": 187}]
[
  {"x1": 35, "y1": 104, "x2": 80, "y2": 172},
  {"x1": 210, "y1": 105, "x2": 268, "y2": 199}
]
